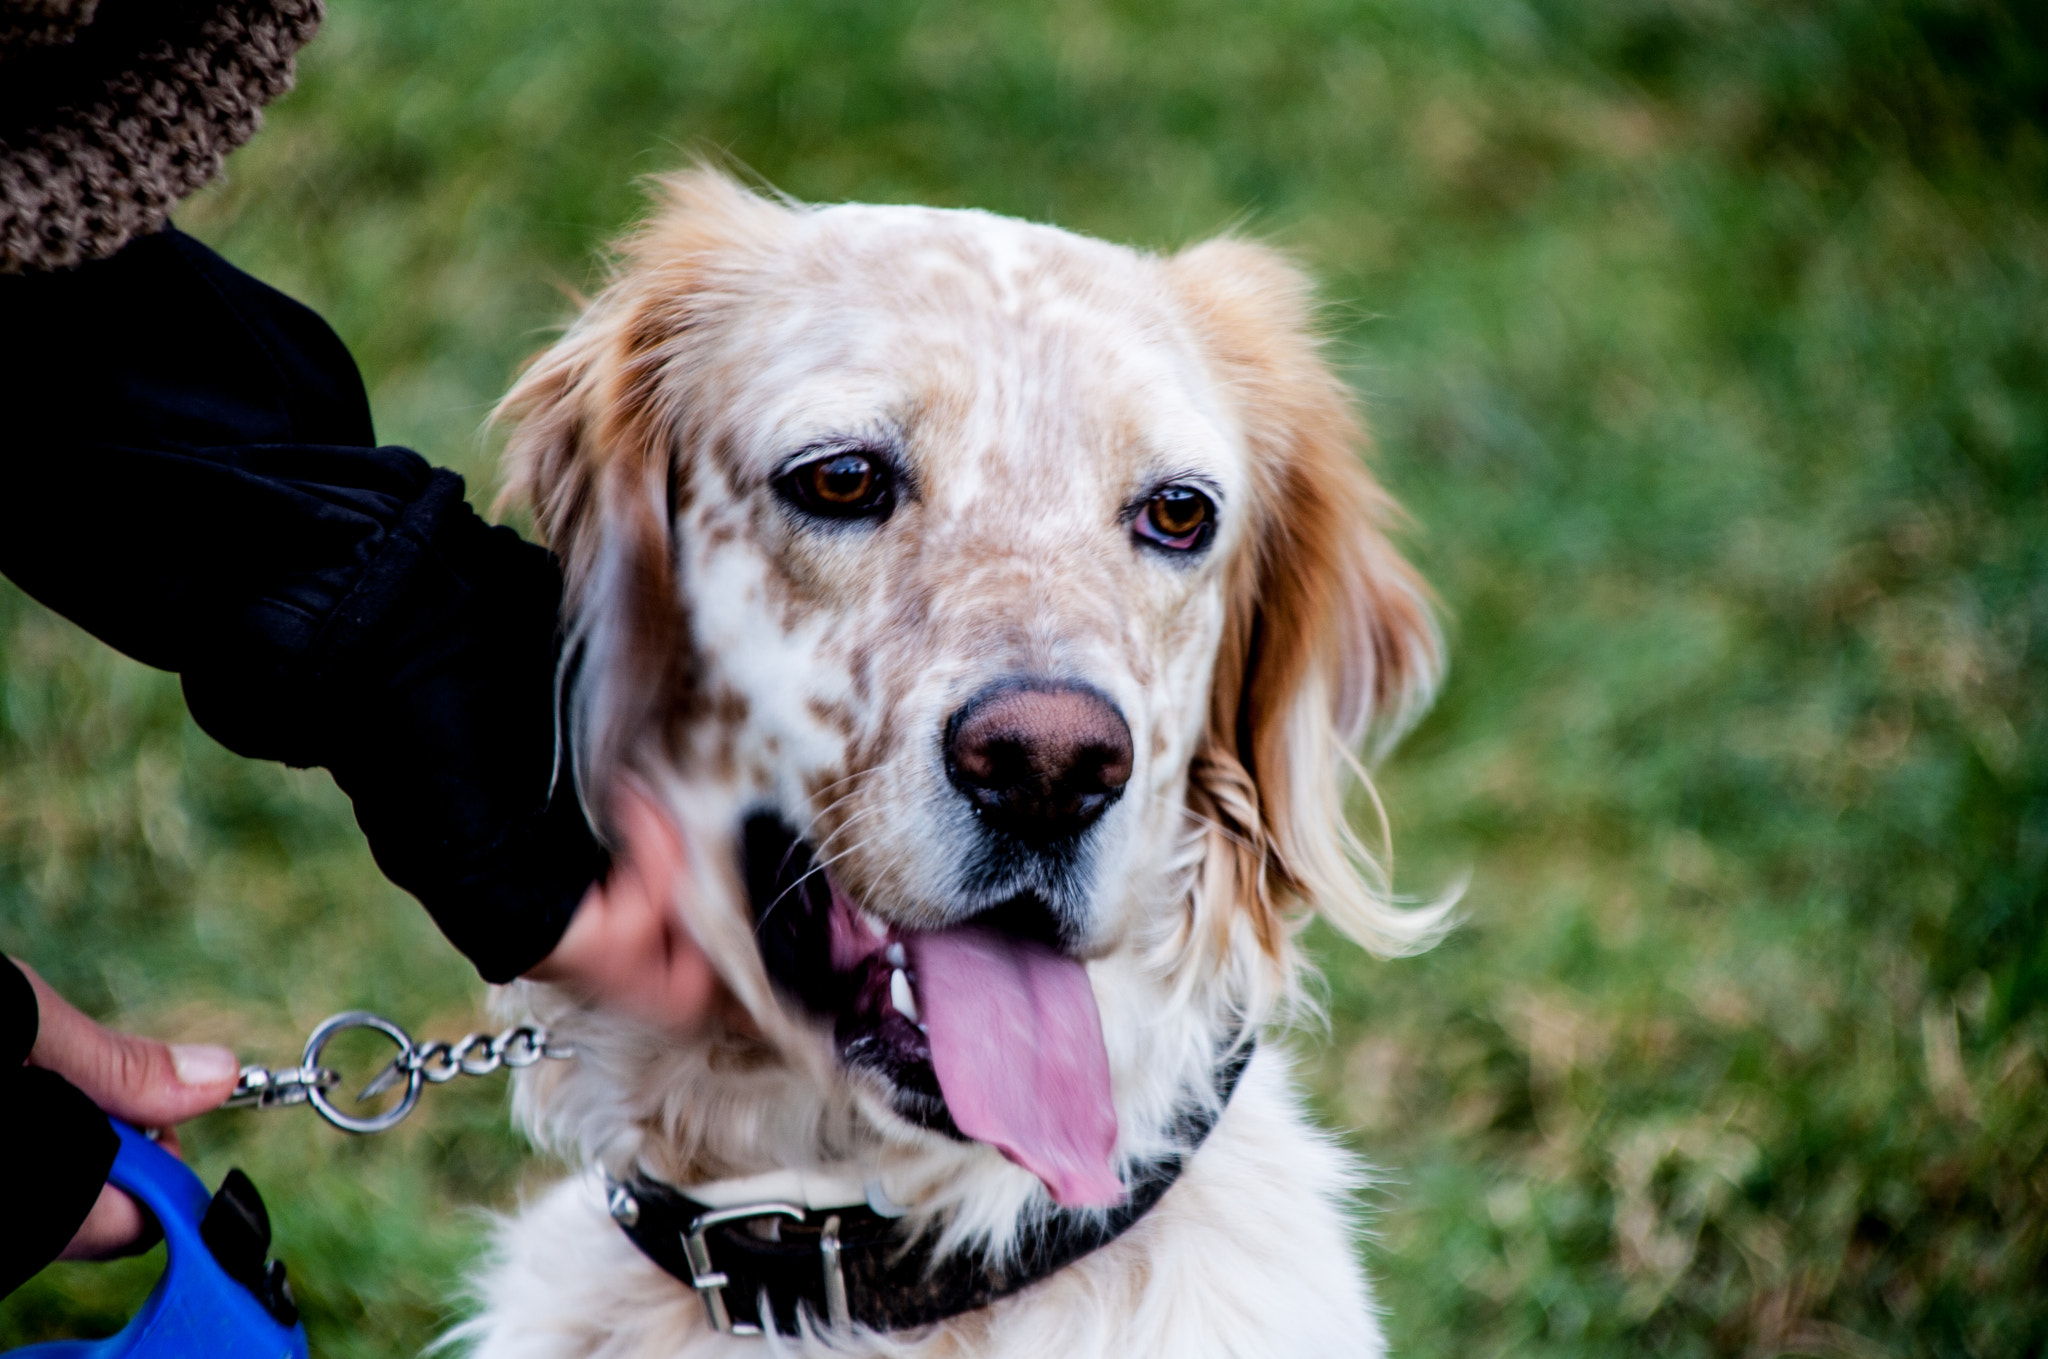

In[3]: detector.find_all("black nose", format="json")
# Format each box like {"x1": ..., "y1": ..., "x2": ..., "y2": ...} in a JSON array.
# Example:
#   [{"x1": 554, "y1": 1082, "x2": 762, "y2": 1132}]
[{"x1": 945, "y1": 681, "x2": 1134, "y2": 843}]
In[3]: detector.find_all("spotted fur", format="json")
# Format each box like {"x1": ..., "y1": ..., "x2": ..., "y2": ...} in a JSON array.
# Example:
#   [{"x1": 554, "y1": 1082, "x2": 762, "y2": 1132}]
[{"x1": 462, "y1": 168, "x2": 1445, "y2": 1359}]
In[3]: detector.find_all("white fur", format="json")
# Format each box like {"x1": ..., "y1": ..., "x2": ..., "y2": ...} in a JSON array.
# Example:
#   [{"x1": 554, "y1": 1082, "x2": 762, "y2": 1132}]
[{"x1": 460, "y1": 171, "x2": 1442, "y2": 1359}]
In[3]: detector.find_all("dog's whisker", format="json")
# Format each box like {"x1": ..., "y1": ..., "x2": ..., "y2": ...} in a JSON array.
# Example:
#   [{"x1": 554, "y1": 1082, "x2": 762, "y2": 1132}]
[
  {"x1": 752, "y1": 808, "x2": 889, "y2": 932},
  {"x1": 792, "y1": 767, "x2": 873, "y2": 833},
  {"x1": 752, "y1": 780, "x2": 878, "y2": 930},
  {"x1": 803, "y1": 796, "x2": 885, "y2": 862},
  {"x1": 753, "y1": 844, "x2": 875, "y2": 940},
  {"x1": 745, "y1": 785, "x2": 888, "y2": 945},
  {"x1": 775, "y1": 773, "x2": 877, "y2": 870},
  {"x1": 779, "y1": 829, "x2": 879, "y2": 905}
]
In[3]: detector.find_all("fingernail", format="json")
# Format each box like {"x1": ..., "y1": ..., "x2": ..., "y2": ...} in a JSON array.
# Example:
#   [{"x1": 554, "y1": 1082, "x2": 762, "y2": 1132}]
[{"x1": 171, "y1": 1043, "x2": 238, "y2": 1087}]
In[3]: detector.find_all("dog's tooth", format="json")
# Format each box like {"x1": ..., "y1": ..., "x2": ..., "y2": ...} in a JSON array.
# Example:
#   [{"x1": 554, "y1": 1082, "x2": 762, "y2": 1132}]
[
  {"x1": 884, "y1": 941, "x2": 907, "y2": 968},
  {"x1": 890, "y1": 968, "x2": 919, "y2": 1024},
  {"x1": 862, "y1": 911, "x2": 888, "y2": 939}
]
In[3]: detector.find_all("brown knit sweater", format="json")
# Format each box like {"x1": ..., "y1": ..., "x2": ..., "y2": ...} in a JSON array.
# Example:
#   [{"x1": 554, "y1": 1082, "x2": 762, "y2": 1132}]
[{"x1": 0, "y1": 0, "x2": 322, "y2": 273}]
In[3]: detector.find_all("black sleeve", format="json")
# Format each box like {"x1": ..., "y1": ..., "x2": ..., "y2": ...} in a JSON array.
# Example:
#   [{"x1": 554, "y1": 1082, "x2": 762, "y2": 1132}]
[
  {"x1": 1, "y1": 956, "x2": 121, "y2": 1300},
  {"x1": 0, "y1": 230, "x2": 608, "y2": 981}
]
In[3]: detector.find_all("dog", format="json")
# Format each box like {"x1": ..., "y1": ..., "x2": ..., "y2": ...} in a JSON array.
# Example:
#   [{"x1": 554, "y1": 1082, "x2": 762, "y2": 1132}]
[{"x1": 459, "y1": 168, "x2": 1444, "y2": 1358}]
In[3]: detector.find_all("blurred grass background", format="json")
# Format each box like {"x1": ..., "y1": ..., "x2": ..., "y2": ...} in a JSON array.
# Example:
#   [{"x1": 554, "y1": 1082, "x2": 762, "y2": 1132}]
[{"x1": 3, "y1": 0, "x2": 2044, "y2": 1354}]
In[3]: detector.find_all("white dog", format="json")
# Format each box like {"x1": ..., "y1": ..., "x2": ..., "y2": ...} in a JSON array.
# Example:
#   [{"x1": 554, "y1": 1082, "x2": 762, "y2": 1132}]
[{"x1": 460, "y1": 168, "x2": 1444, "y2": 1359}]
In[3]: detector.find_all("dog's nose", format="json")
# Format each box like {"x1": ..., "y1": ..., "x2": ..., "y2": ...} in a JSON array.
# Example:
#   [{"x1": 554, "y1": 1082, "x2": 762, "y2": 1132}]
[{"x1": 946, "y1": 681, "x2": 1134, "y2": 842}]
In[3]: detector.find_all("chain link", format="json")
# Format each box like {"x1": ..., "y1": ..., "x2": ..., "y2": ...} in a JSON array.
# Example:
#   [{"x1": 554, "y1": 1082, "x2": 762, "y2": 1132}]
[
  {"x1": 362, "y1": 1023, "x2": 572, "y2": 1096},
  {"x1": 221, "y1": 1011, "x2": 575, "y2": 1135}
]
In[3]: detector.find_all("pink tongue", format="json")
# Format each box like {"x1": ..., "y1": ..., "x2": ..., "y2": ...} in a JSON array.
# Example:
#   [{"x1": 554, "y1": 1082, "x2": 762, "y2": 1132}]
[{"x1": 904, "y1": 928, "x2": 1122, "y2": 1207}]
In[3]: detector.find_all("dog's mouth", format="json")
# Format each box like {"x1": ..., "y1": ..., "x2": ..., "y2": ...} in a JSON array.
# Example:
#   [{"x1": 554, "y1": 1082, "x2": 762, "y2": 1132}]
[{"x1": 743, "y1": 814, "x2": 1122, "y2": 1207}]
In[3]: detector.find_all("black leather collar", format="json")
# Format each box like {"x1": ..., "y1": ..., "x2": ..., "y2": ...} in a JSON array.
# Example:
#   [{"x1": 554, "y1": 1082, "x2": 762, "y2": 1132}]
[{"x1": 608, "y1": 1041, "x2": 1252, "y2": 1336}]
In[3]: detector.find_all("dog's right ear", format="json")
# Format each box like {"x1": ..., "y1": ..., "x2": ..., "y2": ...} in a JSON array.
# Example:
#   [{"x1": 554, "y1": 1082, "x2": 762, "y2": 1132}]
[{"x1": 496, "y1": 167, "x2": 795, "y2": 819}]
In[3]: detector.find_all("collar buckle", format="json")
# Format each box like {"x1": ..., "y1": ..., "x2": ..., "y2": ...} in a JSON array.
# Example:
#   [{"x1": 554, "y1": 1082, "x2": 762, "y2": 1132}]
[{"x1": 680, "y1": 1202, "x2": 810, "y2": 1335}]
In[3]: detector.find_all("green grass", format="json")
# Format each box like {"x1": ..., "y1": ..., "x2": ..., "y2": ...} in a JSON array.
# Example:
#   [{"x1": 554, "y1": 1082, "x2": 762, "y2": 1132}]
[{"x1": 4, "y1": 1, "x2": 2043, "y2": 1354}]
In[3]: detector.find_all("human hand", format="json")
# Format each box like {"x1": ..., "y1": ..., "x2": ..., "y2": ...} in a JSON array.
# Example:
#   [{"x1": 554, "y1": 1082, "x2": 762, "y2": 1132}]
[
  {"x1": 523, "y1": 784, "x2": 728, "y2": 1032},
  {"x1": 16, "y1": 962, "x2": 241, "y2": 1261}
]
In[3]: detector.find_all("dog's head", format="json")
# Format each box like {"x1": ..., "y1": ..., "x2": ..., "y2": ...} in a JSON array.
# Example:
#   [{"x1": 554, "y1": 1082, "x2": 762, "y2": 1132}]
[{"x1": 500, "y1": 169, "x2": 1441, "y2": 1211}]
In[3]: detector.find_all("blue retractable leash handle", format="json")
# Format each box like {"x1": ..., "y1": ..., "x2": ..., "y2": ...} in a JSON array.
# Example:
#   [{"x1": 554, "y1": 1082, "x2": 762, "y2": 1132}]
[{"x1": 11, "y1": 1120, "x2": 308, "y2": 1359}]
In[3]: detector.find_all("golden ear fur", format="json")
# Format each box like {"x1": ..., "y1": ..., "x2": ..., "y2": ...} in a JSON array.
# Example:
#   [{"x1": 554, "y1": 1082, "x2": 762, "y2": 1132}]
[
  {"x1": 1168, "y1": 238, "x2": 1448, "y2": 969},
  {"x1": 496, "y1": 168, "x2": 796, "y2": 818}
]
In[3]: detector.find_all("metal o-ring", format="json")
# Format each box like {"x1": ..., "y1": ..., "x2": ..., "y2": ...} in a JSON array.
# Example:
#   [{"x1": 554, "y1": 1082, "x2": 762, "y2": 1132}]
[{"x1": 303, "y1": 1010, "x2": 422, "y2": 1135}]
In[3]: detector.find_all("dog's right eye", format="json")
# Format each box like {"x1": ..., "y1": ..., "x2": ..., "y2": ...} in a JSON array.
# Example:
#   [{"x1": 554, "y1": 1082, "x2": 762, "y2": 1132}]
[{"x1": 776, "y1": 452, "x2": 895, "y2": 522}]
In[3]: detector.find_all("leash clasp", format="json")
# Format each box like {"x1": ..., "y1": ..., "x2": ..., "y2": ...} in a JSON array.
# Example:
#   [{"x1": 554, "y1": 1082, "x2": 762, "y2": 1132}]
[
  {"x1": 221, "y1": 1062, "x2": 338, "y2": 1111},
  {"x1": 222, "y1": 1010, "x2": 575, "y2": 1135}
]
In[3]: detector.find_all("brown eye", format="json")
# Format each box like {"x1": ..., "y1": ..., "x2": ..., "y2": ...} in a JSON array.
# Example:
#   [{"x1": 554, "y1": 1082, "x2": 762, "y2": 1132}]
[
  {"x1": 1134, "y1": 485, "x2": 1215, "y2": 552},
  {"x1": 776, "y1": 451, "x2": 895, "y2": 521},
  {"x1": 810, "y1": 455, "x2": 874, "y2": 504}
]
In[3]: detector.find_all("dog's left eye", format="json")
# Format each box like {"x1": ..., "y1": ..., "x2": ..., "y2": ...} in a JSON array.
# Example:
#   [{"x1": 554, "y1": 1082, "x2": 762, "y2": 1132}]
[
  {"x1": 776, "y1": 452, "x2": 895, "y2": 521},
  {"x1": 1133, "y1": 485, "x2": 1215, "y2": 552}
]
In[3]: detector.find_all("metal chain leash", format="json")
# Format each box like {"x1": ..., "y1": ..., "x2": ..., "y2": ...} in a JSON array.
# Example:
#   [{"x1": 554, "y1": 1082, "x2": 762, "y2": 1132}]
[{"x1": 222, "y1": 1010, "x2": 575, "y2": 1134}]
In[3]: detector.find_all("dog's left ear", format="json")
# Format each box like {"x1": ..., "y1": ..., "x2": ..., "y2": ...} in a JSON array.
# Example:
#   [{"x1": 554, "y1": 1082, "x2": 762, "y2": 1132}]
[
  {"x1": 1168, "y1": 238, "x2": 1444, "y2": 963},
  {"x1": 494, "y1": 268, "x2": 692, "y2": 824},
  {"x1": 496, "y1": 167, "x2": 796, "y2": 819}
]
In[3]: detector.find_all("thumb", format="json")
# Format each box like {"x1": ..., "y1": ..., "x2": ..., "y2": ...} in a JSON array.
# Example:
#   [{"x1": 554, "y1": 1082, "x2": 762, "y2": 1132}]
[
  {"x1": 615, "y1": 781, "x2": 688, "y2": 887},
  {"x1": 19, "y1": 963, "x2": 240, "y2": 1127}
]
